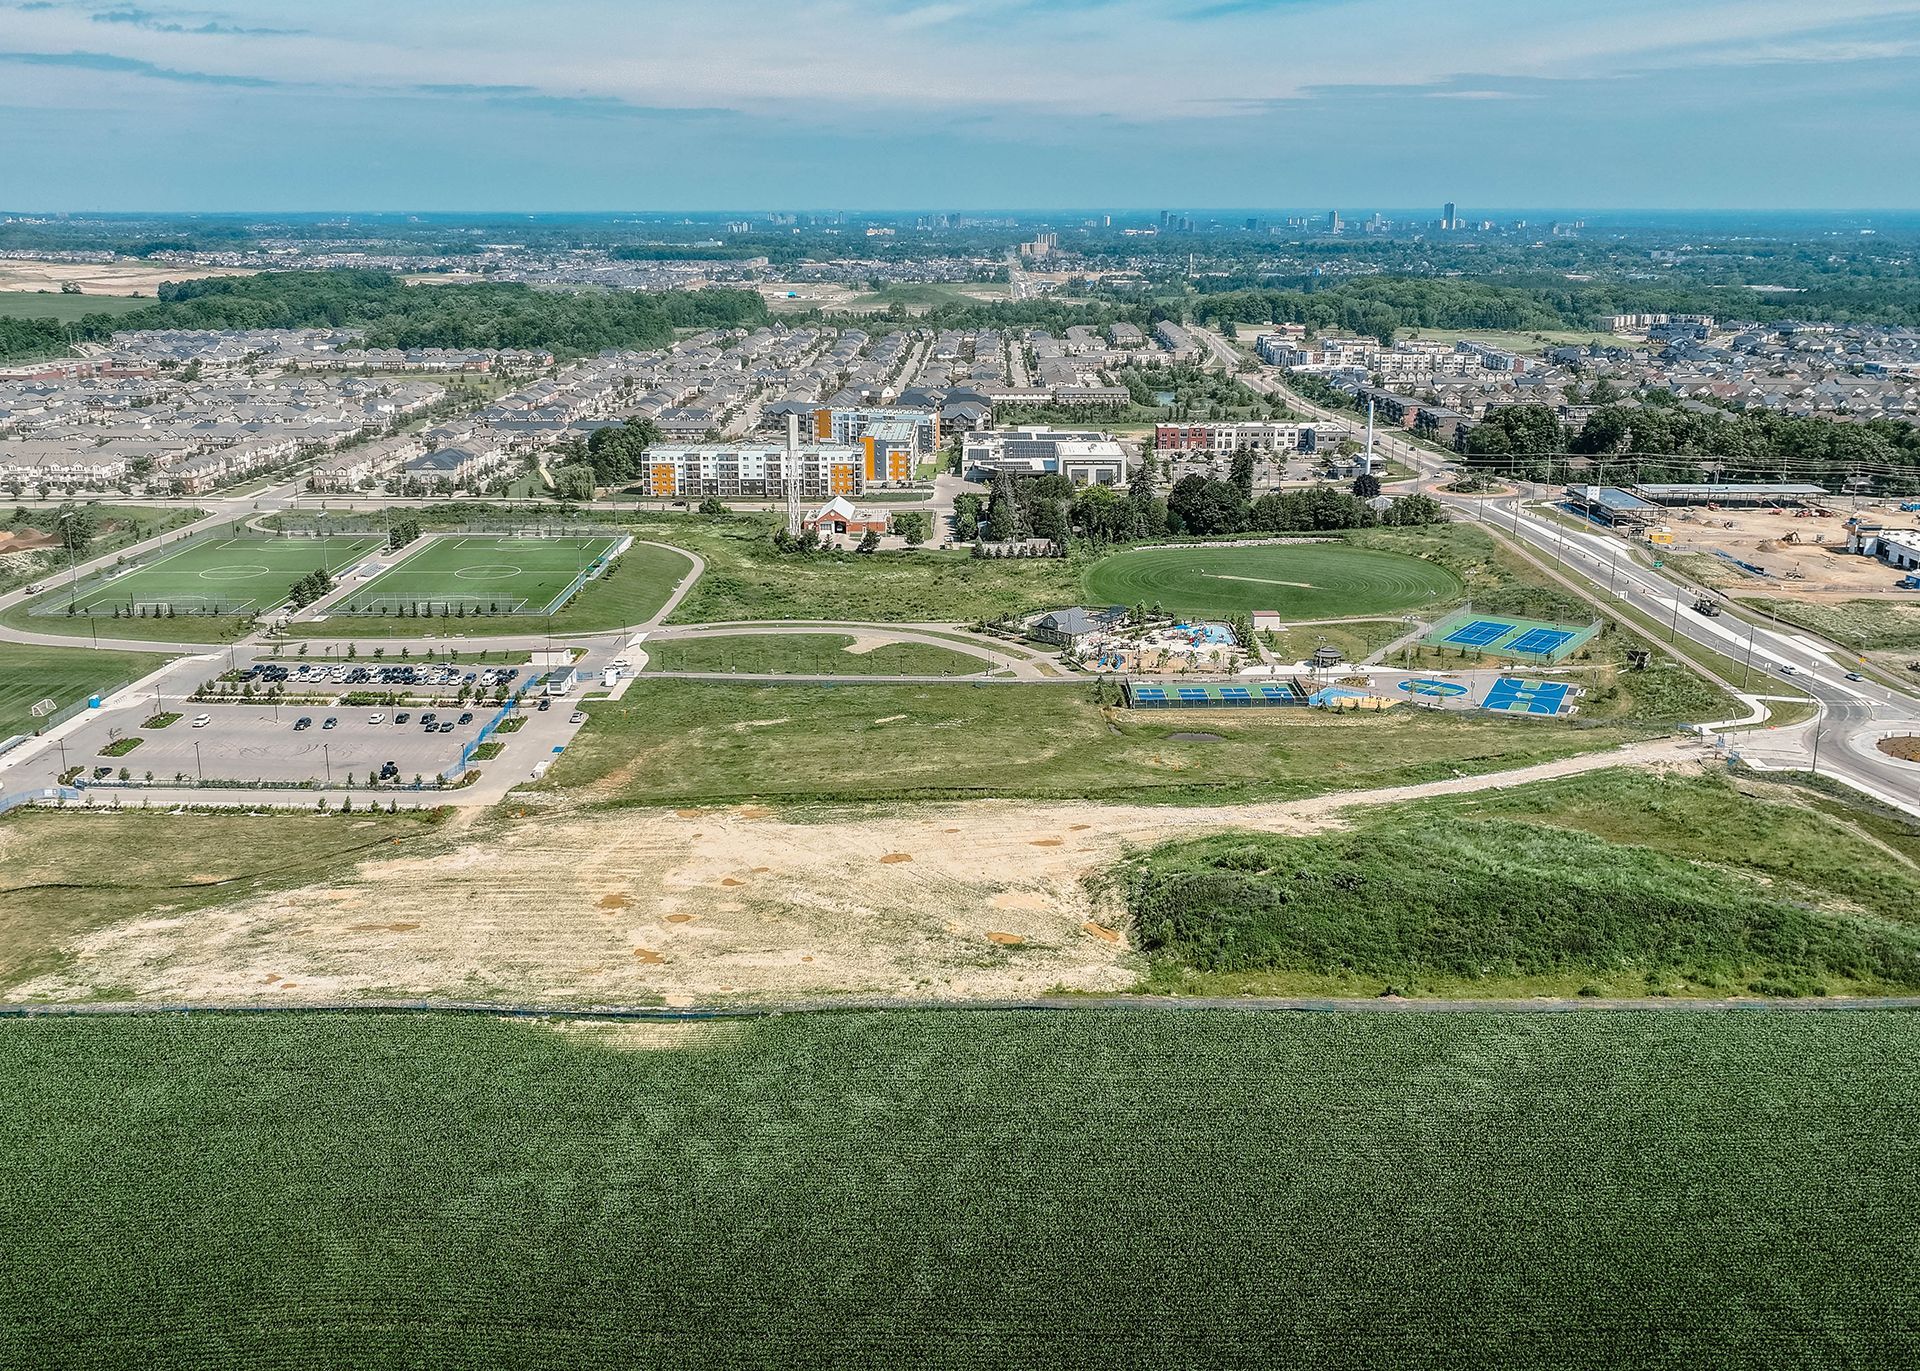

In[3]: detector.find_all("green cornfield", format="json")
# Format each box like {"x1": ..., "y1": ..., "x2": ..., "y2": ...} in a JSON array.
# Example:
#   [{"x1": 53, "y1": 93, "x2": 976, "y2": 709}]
[{"x1": 3, "y1": 1009, "x2": 1918, "y2": 1367}]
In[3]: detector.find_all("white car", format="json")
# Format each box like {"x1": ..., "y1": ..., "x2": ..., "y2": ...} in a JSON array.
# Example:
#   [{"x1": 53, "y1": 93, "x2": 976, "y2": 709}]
[
  {"x1": 191, "y1": 713, "x2": 211, "y2": 728},
  {"x1": 367, "y1": 713, "x2": 384, "y2": 725}
]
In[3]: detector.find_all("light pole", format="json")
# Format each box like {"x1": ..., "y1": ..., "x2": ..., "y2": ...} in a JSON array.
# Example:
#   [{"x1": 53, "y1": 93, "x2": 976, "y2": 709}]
[
  {"x1": 193, "y1": 741, "x2": 202, "y2": 781},
  {"x1": 323, "y1": 743, "x2": 332, "y2": 786}
]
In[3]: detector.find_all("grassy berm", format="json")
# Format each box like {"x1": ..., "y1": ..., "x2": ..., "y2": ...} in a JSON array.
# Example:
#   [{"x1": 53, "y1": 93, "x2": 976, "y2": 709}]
[{"x1": 1115, "y1": 770, "x2": 1920, "y2": 998}]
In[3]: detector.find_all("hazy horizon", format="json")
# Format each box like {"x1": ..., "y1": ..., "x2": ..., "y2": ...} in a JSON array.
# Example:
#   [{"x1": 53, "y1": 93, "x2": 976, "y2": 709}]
[{"x1": 4, "y1": 0, "x2": 1919, "y2": 212}]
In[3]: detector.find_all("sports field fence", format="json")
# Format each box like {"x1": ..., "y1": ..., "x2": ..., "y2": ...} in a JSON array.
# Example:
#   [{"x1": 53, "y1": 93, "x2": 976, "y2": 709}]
[{"x1": 1420, "y1": 605, "x2": 1602, "y2": 665}]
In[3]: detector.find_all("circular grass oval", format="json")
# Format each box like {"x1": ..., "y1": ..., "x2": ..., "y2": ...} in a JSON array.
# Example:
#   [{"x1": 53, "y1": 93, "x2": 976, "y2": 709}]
[{"x1": 1082, "y1": 542, "x2": 1460, "y2": 619}]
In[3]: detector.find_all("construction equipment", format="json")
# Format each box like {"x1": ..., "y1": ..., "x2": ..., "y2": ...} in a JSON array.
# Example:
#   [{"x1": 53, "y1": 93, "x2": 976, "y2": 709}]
[{"x1": 1692, "y1": 598, "x2": 1721, "y2": 617}]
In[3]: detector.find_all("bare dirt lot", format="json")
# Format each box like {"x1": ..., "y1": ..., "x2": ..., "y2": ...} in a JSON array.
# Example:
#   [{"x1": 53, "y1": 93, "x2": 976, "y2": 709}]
[
  {"x1": 9, "y1": 741, "x2": 1692, "y2": 1007},
  {"x1": 0, "y1": 259, "x2": 256, "y2": 295},
  {"x1": 1672, "y1": 506, "x2": 1915, "y2": 598}
]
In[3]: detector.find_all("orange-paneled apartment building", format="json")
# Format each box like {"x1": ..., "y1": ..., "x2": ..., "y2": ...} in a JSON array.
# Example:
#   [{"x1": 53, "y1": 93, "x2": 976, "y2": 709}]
[{"x1": 644, "y1": 406, "x2": 931, "y2": 498}]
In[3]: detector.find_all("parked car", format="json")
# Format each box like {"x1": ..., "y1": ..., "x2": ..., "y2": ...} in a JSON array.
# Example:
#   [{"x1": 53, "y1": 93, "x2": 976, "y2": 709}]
[
  {"x1": 191, "y1": 714, "x2": 211, "y2": 728},
  {"x1": 322, "y1": 717, "x2": 338, "y2": 730},
  {"x1": 538, "y1": 697, "x2": 551, "y2": 712},
  {"x1": 457, "y1": 712, "x2": 473, "y2": 725},
  {"x1": 420, "y1": 712, "x2": 437, "y2": 725},
  {"x1": 395, "y1": 711, "x2": 411, "y2": 724},
  {"x1": 294, "y1": 717, "x2": 312, "y2": 731},
  {"x1": 368, "y1": 713, "x2": 385, "y2": 725},
  {"x1": 569, "y1": 710, "x2": 587, "y2": 724},
  {"x1": 438, "y1": 720, "x2": 454, "y2": 733}
]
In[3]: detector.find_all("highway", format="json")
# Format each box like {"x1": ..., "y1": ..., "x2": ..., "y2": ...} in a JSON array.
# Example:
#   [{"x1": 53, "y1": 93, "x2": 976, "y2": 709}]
[{"x1": 1192, "y1": 325, "x2": 1920, "y2": 813}]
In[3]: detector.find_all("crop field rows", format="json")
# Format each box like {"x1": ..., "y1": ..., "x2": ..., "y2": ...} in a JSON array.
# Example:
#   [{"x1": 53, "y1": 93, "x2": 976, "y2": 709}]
[{"x1": 4, "y1": 1009, "x2": 1920, "y2": 1368}]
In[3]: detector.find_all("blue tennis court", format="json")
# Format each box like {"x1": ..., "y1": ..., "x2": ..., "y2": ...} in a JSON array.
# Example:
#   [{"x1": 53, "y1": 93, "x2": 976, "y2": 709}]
[
  {"x1": 1482, "y1": 678, "x2": 1573, "y2": 716},
  {"x1": 1506, "y1": 628, "x2": 1576, "y2": 657},
  {"x1": 1444, "y1": 619, "x2": 1513, "y2": 647}
]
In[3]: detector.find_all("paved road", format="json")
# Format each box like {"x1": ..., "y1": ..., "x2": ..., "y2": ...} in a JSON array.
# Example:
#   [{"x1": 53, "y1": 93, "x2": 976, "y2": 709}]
[{"x1": 1199, "y1": 326, "x2": 1920, "y2": 814}]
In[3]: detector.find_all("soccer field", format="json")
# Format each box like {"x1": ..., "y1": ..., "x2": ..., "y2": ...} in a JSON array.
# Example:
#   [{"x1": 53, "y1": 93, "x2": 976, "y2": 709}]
[
  {"x1": 29, "y1": 535, "x2": 382, "y2": 617},
  {"x1": 338, "y1": 534, "x2": 624, "y2": 617},
  {"x1": 1082, "y1": 542, "x2": 1461, "y2": 618}
]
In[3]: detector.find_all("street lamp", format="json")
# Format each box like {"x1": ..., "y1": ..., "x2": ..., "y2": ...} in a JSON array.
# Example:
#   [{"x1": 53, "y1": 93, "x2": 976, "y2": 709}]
[
  {"x1": 323, "y1": 743, "x2": 332, "y2": 786},
  {"x1": 193, "y1": 741, "x2": 202, "y2": 781}
]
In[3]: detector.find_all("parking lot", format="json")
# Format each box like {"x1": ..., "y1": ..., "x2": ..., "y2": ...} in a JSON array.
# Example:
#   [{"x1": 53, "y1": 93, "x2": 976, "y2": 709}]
[
  {"x1": 58, "y1": 701, "x2": 485, "y2": 786},
  {"x1": 225, "y1": 657, "x2": 530, "y2": 702}
]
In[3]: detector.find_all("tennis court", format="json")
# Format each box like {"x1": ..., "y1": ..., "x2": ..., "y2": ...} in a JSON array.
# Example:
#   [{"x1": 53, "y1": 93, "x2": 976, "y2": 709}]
[
  {"x1": 1481, "y1": 678, "x2": 1576, "y2": 716},
  {"x1": 28, "y1": 534, "x2": 381, "y2": 617},
  {"x1": 1422, "y1": 609, "x2": 1599, "y2": 663},
  {"x1": 1126, "y1": 680, "x2": 1309, "y2": 708},
  {"x1": 337, "y1": 534, "x2": 627, "y2": 617}
]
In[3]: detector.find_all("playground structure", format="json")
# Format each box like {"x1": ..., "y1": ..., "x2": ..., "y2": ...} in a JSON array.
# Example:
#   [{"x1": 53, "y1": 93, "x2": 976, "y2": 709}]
[{"x1": 1080, "y1": 619, "x2": 1247, "y2": 676}]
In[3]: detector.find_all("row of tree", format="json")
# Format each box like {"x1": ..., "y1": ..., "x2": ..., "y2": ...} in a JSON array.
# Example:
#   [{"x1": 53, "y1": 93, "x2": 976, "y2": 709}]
[
  {"x1": 1, "y1": 272, "x2": 772, "y2": 363},
  {"x1": 1457, "y1": 399, "x2": 1920, "y2": 491},
  {"x1": 286, "y1": 567, "x2": 336, "y2": 608}
]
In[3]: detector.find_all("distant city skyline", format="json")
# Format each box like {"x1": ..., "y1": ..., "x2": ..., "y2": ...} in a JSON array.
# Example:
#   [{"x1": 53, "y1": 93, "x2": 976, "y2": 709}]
[{"x1": 3, "y1": 0, "x2": 1918, "y2": 211}]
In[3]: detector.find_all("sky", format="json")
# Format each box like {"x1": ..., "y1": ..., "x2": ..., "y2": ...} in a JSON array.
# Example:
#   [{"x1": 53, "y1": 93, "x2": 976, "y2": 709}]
[{"x1": 2, "y1": 0, "x2": 1919, "y2": 212}]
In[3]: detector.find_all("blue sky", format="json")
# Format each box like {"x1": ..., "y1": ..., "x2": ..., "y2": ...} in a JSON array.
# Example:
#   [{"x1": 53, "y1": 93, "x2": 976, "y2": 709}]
[{"x1": 2, "y1": 0, "x2": 1918, "y2": 211}]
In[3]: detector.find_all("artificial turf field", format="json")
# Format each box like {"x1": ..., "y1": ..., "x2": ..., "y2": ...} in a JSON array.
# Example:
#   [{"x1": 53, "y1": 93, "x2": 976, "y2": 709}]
[
  {"x1": 0, "y1": 642, "x2": 169, "y2": 738},
  {"x1": 2, "y1": 1009, "x2": 1917, "y2": 1368},
  {"x1": 1081, "y1": 541, "x2": 1461, "y2": 618},
  {"x1": 339, "y1": 533, "x2": 622, "y2": 616},
  {"x1": 30, "y1": 534, "x2": 381, "y2": 616}
]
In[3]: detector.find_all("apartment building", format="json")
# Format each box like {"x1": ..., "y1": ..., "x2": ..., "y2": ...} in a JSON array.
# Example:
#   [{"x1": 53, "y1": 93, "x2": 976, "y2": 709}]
[
  {"x1": 643, "y1": 444, "x2": 864, "y2": 499},
  {"x1": 1153, "y1": 421, "x2": 1313, "y2": 454}
]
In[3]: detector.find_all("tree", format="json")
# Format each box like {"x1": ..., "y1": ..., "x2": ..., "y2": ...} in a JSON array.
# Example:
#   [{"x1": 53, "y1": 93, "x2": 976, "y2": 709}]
[
  {"x1": 1229, "y1": 448, "x2": 1255, "y2": 501},
  {"x1": 53, "y1": 503, "x2": 97, "y2": 557},
  {"x1": 1382, "y1": 493, "x2": 1446, "y2": 526},
  {"x1": 1352, "y1": 472, "x2": 1382, "y2": 498},
  {"x1": 550, "y1": 463, "x2": 596, "y2": 502},
  {"x1": 386, "y1": 517, "x2": 421, "y2": 552},
  {"x1": 1133, "y1": 451, "x2": 1162, "y2": 500},
  {"x1": 986, "y1": 471, "x2": 1019, "y2": 542},
  {"x1": 857, "y1": 529, "x2": 881, "y2": 554},
  {"x1": 698, "y1": 497, "x2": 728, "y2": 516}
]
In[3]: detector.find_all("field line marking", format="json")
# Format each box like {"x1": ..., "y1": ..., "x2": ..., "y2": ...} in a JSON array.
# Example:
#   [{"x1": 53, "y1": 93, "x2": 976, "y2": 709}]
[{"x1": 1206, "y1": 573, "x2": 1317, "y2": 589}]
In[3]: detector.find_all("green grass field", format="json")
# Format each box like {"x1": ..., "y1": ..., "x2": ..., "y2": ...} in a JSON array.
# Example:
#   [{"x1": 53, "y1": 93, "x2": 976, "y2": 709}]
[
  {"x1": 29, "y1": 534, "x2": 381, "y2": 618},
  {"x1": 1746, "y1": 598, "x2": 1920, "y2": 652},
  {"x1": 0, "y1": 291, "x2": 150, "y2": 322},
  {"x1": 546, "y1": 680, "x2": 1654, "y2": 805},
  {"x1": 0, "y1": 807, "x2": 447, "y2": 989},
  {"x1": 0, "y1": 642, "x2": 170, "y2": 741},
  {"x1": 290, "y1": 539, "x2": 694, "y2": 639},
  {"x1": 4, "y1": 1008, "x2": 1920, "y2": 1367},
  {"x1": 1082, "y1": 541, "x2": 1462, "y2": 618},
  {"x1": 1397, "y1": 327, "x2": 1645, "y2": 354},
  {"x1": 643, "y1": 632, "x2": 992, "y2": 676},
  {"x1": 845, "y1": 281, "x2": 1011, "y2": 312},
  {"x1": 340, "y1": 534, "x2": 622, "y2": 617},
  {"x1": 1119, "y1": 769, "x2": 1920, "y2": 999}
]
